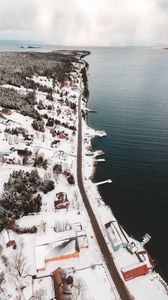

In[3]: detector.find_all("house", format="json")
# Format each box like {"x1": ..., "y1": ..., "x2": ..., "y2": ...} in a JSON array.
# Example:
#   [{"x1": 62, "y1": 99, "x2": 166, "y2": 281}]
[
  {"x1": 17, "y1": 149, "x2": 32, "y2": 156},
  {"x1": 105, "y1": 221, "x2": 128, "y2": 251},
  {"x1": 35, "y1": 230, "x2": 79, "y2": 271},
  {"x1": 3, "y1": 230, "x2": 16, "y2": 248},
  {"x1": 0, "y1": 109, "x2": 12, "y2": 115},
  {"x1": 54, "y1": 192, "x2": 69, "y2": 209},
  {"x1": 58, "y1": 133, "x2": 68, "y2": 140}
]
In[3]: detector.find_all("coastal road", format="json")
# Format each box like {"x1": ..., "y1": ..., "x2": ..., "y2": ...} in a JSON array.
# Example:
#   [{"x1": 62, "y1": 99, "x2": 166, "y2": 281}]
[{"x1": 76, "y1": 87, "x2": 133, "y2": 300}]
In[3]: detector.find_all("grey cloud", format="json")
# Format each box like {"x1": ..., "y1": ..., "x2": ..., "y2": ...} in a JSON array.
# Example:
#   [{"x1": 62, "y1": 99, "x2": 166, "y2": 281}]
[{"x1": 0, "y1": 0, "x2": 168, "y2": 45}]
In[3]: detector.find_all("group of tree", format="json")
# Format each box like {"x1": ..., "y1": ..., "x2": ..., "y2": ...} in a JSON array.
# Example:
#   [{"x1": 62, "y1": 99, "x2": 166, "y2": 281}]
[
  {"x1": 0, "y1": 169, "x2": 55, "y2": 231},
  {"x1": 4, "y1": 127, "x2": 26, "y2": 136},
  {"x1": 0, "y1": 52, "x2": 76, "y2": 88},
  {"x1": 81, "y1": 67, "x2": 89, "y2": 99},
  {"x1": 32, "y1": 119, "x2": 45, "y2": 132},
  {"x1": 0, "y1": 87, "x2": 39, "y2": 119}
]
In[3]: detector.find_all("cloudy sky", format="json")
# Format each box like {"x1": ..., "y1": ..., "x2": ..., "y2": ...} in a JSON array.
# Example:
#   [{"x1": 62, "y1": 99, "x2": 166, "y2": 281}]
[{"x1": 0, "y1": 0, "x2": 168, "y2": 46}]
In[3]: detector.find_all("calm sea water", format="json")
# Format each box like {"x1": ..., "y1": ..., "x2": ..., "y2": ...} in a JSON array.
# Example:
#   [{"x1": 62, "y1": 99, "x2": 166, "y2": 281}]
[
  {"x1": 86, "y1": 47, "x2": 168, "y2": 282},
  {"x1": 0, "y1": 42, "x2": 168, "y2": 281}
]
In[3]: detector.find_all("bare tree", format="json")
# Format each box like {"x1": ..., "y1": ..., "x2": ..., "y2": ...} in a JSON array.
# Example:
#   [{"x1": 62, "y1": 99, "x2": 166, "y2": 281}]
[
  {"x1": 14, "y1": 135, "x2": 19, "y2": 144},
  {"x1": 11, "y1": 242, "x2": 27, "y2": 278},
  {"x1": 41, "y1": 221, "x2": 47, "y2": 233},
  {"x1": 54, "y1": 221, "x2": 70, "y2": 233},
  {"x1": 32, "y1": 288, "x2": 46, "y2": 300},
  {"x1": 0, "y1": 271, "x2": 5, "y2": 293},
  {"x1": 72, "y1": 277, "x2": 87, "y2": 300},
  {"x1": 43, "y1": 171, "x2": 51, "y2": 181}
]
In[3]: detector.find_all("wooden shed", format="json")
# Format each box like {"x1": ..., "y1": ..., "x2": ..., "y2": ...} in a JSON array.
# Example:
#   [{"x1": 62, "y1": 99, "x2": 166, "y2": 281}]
[{"x1": 3, "y1": 230, "x2": 16, "y2": 248}]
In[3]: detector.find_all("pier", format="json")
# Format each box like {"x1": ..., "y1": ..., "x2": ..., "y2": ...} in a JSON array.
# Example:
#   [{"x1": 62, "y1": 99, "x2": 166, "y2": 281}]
[
  {"x1": 95, "y1": 179, "x2": 112, "y2": 186},
  {"x1": 95, "y1": 158, "x2": 105, "y2": 162}
]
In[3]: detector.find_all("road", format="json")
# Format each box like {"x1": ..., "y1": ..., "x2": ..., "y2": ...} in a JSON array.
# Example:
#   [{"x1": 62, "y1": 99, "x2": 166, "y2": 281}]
[{"x1": 76, "y1": 90, "x2": 133, "y2": 300}]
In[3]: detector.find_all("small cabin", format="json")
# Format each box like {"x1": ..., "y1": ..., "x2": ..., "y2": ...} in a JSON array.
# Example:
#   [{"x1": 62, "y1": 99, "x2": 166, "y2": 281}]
[
  {"x1": 0, "y1": 109, "x2": 11, "y2": 115},
  {"x1": 17, "y1": 149, "x2": 32, "y2": 157},
  {"x1": 54, "y1": 192, "x2": 69, "y2": 209},
  {"x1": 3, "y1": 230, "x2": 16, "y2": 248},
  {"x1": 58, "y1": 133, "x2": 68, "y2": 140}
]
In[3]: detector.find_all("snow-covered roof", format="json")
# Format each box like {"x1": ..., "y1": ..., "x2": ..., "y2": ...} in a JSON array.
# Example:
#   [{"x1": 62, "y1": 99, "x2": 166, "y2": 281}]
[
  {"x1": 35, "y1": 245, "x2": 46, "y2": 271},
  {"x1": 35, "y1": 236, "x2": 78, "y2": 271},
  {"x1": 35, "y1": 229, "x2": 76, "y2": 247}
]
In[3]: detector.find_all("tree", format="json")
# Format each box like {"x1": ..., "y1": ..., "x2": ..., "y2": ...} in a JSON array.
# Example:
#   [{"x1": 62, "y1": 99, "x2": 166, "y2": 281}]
[
  {"x1": 33, "y1": 288, "x2": 46, "y2": 300},
  {"x1": 32, "y1": 119, "x2": 45, "y2": 132},
  {"x1": 11, "y1": 242, "x2": 26, "y2": 277},
  {"x1": 53, "y1": 164, "x2": 62, "y2": 175},
  {"x1": 0, "y1": 271, "x2": 5, "y2": 293},
  {"x1": 67, "y1": 174, "x2": 75, "y2": 185},
  {"x1": 41, "y1": 180, "x2": 55, "y2": 194}
]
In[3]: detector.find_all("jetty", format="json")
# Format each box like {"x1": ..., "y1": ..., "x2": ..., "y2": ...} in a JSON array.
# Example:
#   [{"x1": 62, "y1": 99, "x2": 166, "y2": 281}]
[
  {"x1": 95, "y1": 179, "x2": 112, "y2": 186},
  {"x1": 95, "y1": 130, "x2": 107, "y2": 137},
  {"x1": 84, "y1": 108, "x2": 96, "y2": 113},
  {"x1": 95, "y1": 158, "x2": 105, "y2": 162}
]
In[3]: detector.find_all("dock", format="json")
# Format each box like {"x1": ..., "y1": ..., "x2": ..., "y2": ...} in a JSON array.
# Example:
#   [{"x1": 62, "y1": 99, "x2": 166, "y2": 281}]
[
  {"x1": 95, "y1": 159, "x2": 105, "y2": 162},
  {"x1": 84, "y1": 108, "x2": 96, "y2": 113},
  {"x1": 95, "y1": 130, "x2": 107, "y2": 137},
  {"x1": 95, "y1": 179, "x2": 112, "y2": 186}
]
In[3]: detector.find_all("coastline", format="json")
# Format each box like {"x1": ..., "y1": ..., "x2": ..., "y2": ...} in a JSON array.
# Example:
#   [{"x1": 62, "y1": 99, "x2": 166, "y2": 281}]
[{"x1": 80, "y1": 54, "x2": 168, "y2": 298}]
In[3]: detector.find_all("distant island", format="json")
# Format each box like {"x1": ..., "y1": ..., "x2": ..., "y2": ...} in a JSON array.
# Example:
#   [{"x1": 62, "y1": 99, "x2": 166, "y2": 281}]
[{"x1": 20, "y1": 45, "x2": 41, "y2": 49}]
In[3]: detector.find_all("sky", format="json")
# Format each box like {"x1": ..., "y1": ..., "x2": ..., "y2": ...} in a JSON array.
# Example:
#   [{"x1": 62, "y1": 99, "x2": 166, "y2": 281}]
[{"x1": 0, "y1": 0, "x2": 168, "y2": 46}]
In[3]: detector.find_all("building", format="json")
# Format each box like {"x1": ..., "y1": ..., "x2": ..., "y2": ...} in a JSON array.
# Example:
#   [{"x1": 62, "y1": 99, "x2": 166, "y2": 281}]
[
  {"x1": 58, "y1": 133, "x2": 68, "y2": 140},
  {"x1": 121, "y1": 262, "x2": 149, "y2": 281},
  {"x1": 17, "y1": 149, "x2": 32, "y2": 156},
  {"x1": 53, "y1": 267, "x2": 64, "y2": 300},
  {"x1": 105, "y1": 221, "x2": 128, "y2": 251},
  {"x1": 0, "y1": 109, "x2": 12, "y2": 115},
  {"x1": 3, "y1": 230, "x2": 16, "y2": 248},
  {"x1": 35, "y1": 230, "x2": 79, "y2": 272},
  {"x1": 54, "y1": 192, "x2": 69, "y2": 209}
]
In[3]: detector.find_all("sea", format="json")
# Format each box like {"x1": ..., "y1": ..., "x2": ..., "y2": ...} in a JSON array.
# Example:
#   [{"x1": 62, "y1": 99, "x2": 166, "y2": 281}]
[
  {"x1": 0, "y1": 42, "x2": 168, "y2": 282},
  {"x1": 86, "y1": 47, "x2": 168, "y2": 283}
]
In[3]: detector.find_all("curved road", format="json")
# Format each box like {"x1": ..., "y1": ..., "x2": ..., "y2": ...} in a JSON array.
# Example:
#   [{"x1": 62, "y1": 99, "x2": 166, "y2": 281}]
[{"x1": 76, "y1": 89, "x2": 133, "y2": 300}]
